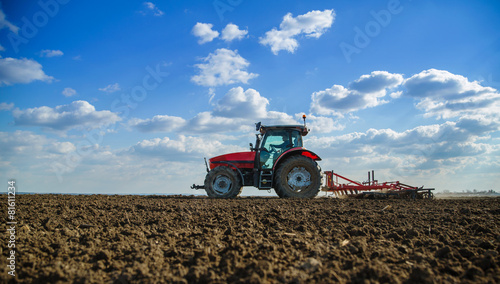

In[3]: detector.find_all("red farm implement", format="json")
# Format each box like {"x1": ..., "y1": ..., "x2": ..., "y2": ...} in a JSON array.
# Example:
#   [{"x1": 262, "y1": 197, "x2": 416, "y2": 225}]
[{"x1": 322, "y1": 170, "x2": 434, "y2": 199}]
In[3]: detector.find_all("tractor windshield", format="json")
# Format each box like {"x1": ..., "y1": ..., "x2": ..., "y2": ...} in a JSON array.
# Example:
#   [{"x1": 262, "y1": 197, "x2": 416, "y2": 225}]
[{"x1": 260, "y1": 130, "x2": 302, "y2": 169}]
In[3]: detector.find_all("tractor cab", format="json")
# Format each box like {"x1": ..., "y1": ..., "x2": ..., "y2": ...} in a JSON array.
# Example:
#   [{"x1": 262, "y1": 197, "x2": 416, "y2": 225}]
[{"x1": 255, "y1": 124, "x2": 307, "y2": 170}]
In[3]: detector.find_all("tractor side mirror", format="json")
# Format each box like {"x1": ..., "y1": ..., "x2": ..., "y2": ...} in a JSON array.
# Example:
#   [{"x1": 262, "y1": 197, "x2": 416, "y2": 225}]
[
  {"x1": 249, "y1": 143, "x2": 254, "y2": 150},
  {"x1": 255, "y1": 122, "x2": 262, "y2": 131}
]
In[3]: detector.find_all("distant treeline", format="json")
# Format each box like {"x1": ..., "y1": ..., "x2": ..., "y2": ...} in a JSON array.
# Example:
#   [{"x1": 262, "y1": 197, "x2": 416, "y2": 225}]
[{"x1": 437, "y1": 189, "x2": 498, "y2": 195}]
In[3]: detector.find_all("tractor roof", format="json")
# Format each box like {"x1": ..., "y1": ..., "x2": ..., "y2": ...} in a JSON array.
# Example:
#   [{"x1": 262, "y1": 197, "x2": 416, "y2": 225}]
[{"x1": 256, "y1": 123, "x2": 309, "y2": 136}]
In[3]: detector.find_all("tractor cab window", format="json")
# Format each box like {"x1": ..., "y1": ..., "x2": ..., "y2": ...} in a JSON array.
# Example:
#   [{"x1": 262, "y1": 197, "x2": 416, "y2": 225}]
[
  {"x1": 260, "y1": 130, "x2": 302, "y2": 169},
  {"x1": 291, "y1": 131, "x2": 303, "y2": 148}
]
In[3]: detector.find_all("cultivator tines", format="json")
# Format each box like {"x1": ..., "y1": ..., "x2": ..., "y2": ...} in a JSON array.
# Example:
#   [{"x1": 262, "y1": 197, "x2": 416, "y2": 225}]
[{"x1": 321, "y1": 170, "x2": 434, "y2": 199}]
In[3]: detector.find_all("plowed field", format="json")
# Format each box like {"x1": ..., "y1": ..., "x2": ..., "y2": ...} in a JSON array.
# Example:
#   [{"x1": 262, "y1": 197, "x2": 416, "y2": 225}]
[{"x1": 1, "y1": 195, "x2": 499, "y2": 283}]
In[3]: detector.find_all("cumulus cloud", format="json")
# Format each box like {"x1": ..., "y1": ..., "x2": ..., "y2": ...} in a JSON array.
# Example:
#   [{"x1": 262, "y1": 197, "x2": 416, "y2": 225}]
[
  {"x1": 259, "y1": 9, "x2": 335, "y2": 54},
  {"x1": 47, "y1": 141, "x2": 76, "y2": 154},
  {"x1": 40, "y1": 49, "x2": 64, "y2": 57},
  {"x1": 130, "y1": 135, "x2": 244, "y2": 159},
  {"x1": 213, "y1": 87, "x2": 268, "y2": 118},
  {"x1": 62, "y1": 87, "x2": 77, "y2": 97},
  {"x1": 403, "y1": 69, "x2": 500, "y2": 119},
  {"x1": 311, "y1": 69, "x2": 500, "y2": 121},
  {"x1": 191, "y1": 48, "x2": 258, "y2": 87},
  {"x1": 349, "y1": 71, "x2": 403, "y2": 93},
  {"x1": 185, "y1": 111, "x2": 249, "y2": 133},
  {"x1": 129, "y1": 87, "x2": 299, "y2": 134},
  {"x1": 221, "y1": 23, "x2": 248, "y2": 42},
  {"x1": 192, "y1": 22, "x2": 219, "y2": 44},
  {"x1": 0, "y1": 130, "x2": 77, "y2": 169},
  {"x1": 0, "y1": 8, "x2": 19, "y2": 33},
  {"x1": 13, "y1": 100, "x2": 121, "y2": 131},
  {"x1": 143, "y1": 2, "x2": 164, "y2": 16},
  {"x1": 129, "y1": 115, "x2": 187, "y2": 133},
  {"x1": 0, "y1": 57, "x2": 54, "y2": 85},
  {"x1": 310, "y1": 71, "x2": 403, "y2": 116},
  {"x1": 193, "y1": 87, "x2": 297, "y2": 127},
  {"x1": 99, "y1": 83, "x2": 121, "y2": 93},
  {"x1": 297, "y1": 114, "x2": 345, "y2": 133},
  {"x1": 0, "y1": 130, "x2": 48, "y2": 160},
  {"x1": 0, "y1": 129, "x2": 213, "y2": 193},
  {"x1": 0, "y1": 102, "x2": 14, "y2": 111},
  {"x1": 307, "y1": 116, "x2": 497, "y2": 177},
  {"x1": 455, "y1": 114, "x2": 500, "y2": 135}
]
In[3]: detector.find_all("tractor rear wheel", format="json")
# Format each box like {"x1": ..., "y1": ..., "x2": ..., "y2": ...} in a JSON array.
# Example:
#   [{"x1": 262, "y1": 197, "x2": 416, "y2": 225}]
[
  {"x1": 274, "y1": 155, "x2": 321, "y2": 198},
  {"x1": 204, "y1": 166, "x2": 242, "y2": 198}
]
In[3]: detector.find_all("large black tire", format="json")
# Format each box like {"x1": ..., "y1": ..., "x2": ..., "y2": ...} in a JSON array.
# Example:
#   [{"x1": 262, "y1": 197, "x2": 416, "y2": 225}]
[
  {"x1": 274, "y1": 155, "x2": 321, "y2": 198},
  {"x1": 204, "y1": 166, "x2": 242, "y2": 198}
]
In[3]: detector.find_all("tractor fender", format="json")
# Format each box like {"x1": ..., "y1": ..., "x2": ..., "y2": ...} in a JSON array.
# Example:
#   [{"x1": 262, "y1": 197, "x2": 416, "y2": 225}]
[
  {"x1": 209, "y1": 161, "x2": 245, "y2": 185},
  {"x1": 273, "y1": 148, "x2": 322, "y2": 170}
]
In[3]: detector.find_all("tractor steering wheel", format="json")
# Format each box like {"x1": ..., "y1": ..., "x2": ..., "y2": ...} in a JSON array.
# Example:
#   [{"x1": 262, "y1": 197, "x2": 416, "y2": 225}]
[{"x1": 270, "y1": 144, "x2": 280, "y2": 153}]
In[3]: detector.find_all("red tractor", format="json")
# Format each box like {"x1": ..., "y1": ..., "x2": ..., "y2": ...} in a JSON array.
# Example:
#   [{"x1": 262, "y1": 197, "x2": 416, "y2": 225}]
[{"x1": 192, "y1": 116, "x2": 323, "y2": 198}]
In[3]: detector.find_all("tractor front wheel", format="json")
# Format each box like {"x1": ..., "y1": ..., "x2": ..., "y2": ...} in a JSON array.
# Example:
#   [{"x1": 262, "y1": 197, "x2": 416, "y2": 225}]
[
  {"x1": 274, "y1": 155, "x2": 321, "y2": 198},
  {"x1": 204, "y1": 166, "x2": 242, "y2": 198}
]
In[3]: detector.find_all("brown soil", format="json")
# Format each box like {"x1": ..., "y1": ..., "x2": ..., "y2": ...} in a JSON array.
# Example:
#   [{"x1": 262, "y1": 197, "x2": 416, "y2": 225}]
[{"x1": 1, "y1": 195, "x2": 499, "y2": 283}]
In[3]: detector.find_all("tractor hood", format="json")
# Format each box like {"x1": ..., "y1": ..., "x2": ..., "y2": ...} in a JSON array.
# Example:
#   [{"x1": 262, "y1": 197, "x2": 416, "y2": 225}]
[{"x1": 209, "y1": 151, "x2": 256, "y2": 170}]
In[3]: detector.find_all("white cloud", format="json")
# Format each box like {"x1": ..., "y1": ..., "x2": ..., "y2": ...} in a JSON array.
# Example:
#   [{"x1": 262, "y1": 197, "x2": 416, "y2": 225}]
[
  {"x1": 99, "y1": 83, "x2": 121, "y2": 93},
  {"x1": 0, "y1": 131, "x2": 77, "y2": 175},
  {"x1": 185, "y1": 111, "x2": 250, "y2": 133},
  {"x1": 213, "y1": 87, "x2": 268, "y2": 118},
  {"x1": 129, "y1": 87, "x2": 299, "y2": 134},
  {"x1": 307, "y1": 117, "x2": 498, "y2": 179},
  {"x1": 389, "y1": 91, "x2": 402, "y2": 99},
  {"x1": 12, "y1": 100, "x2": 121, "y2": 132},
  {"x1": 0, "y1": 8, "x2": 19, "y2": 34},
  {"x1": 264, "y1": 111, "x2": 299, "y2": 126},
  {"x1": 310, "y1": 69, "x2": 500, "y2": 123},
  {"x1": 259, "y1": 9, "x2": 335, "y2": 54},
  {"x1": 403, "y1": 69, "x2": 500, "y2": 119},
  {"x1": 0, "y1": 129, "x2": 206, "y2": 194},
  {"x1": 191, "y1": 48, "x2": 258, "y2": 87},
  {"x1": 0, "y1": 131, "x2": 48, "y2": 159},
  {"x1": 62, "y1": 87, "x2": 77, "y2": 97},
  {"x1": 310, "y1": 84, "x2": 370, "y2": 115},
  {"x1": 40, "y1": 49, "x2": 64, "y2": 57},
  {"x1": 310, "y1": 71, "x2": 403, "y2": 116},
  {"x1": 0, "y1": 57, "x2": 54, "y2": 85},
  {"x1": 143, "y1": 2, "x2": 164, "y2": 16},
  {"x1": 0, "y1": 102, "x2": 14, "y2": 111},
  {"x1": 297, "y1": 114, "x2": 345, "y2": 133},
  {"x1": 349, "y1": 71, "x2": 403, "y2": 93},
  {"x1": 192, "y1": 22, "x2": 219, "y2": 44},
  {"x1": 221, "y1": 23, "x2": 248, "y2": 42},
  {"x1": 0, "y1": 44, "x2": 5, "y2": 52},
  {"x1": 455, "y1": 114, "x2": 500, "y2": 135},
  {"x1": 129, "y1": 115, "x2": 187, "y2": 133},
  {"x1": 47, "y1": 141, "x2": 76, "y2": 154},
  {"x1": 130, "y1": 135, "x2": 244, "y2": 159}
]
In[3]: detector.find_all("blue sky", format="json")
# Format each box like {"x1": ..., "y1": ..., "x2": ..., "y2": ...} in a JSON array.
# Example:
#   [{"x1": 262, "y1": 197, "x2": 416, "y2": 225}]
[{"x1": 0, "y1": 0, "x2": 499, "y2": 194}]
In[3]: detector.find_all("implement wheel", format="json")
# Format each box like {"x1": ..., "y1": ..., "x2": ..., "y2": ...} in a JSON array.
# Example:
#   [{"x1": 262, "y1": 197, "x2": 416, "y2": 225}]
[
  {"x1": 274, "y1": 155, "x2": 321, "y2": 198},
  {"x1": 204, "y1": 166, "x2": 242, "y2": 198},
  {"x1": 421, "y1": 191, "x2": 434, "y2": 199}
]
